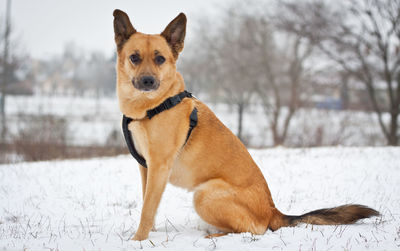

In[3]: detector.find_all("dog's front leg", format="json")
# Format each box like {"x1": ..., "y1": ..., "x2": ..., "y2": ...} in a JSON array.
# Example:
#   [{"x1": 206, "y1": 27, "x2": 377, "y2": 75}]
[
  {"x1": 138, "y1": 165, "x2": 147, "y2": 200},
  {"x1": 132, "y1": 162, "x2": 170, "y2": 241},
  {"x1": 138, "y1": 164, "x2": 157, "y2": 232}
]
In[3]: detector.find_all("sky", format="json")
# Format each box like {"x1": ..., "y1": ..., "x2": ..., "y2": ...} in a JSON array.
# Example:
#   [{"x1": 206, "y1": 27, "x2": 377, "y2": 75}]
[{"x1": 0, "y1": 0, "x2": 231, "y2": 59}]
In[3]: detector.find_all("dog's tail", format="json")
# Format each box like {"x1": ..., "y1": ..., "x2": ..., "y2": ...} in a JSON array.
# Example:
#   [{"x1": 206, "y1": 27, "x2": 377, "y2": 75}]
[{"x1": 269, "y1": 204, "x2": 379, "y2": 231}]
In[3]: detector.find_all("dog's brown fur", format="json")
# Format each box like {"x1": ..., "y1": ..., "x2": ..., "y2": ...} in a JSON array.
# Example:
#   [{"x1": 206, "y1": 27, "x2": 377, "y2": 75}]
[{"x1": 113, "y1": 10, "x2": 379, "y2": 241}]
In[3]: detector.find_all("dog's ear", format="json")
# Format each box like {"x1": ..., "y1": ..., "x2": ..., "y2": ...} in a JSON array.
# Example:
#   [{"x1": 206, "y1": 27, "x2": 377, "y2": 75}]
[
  {"x1": 113, "y1": 9, "x2": 136, "y2": 51},
  {"x1": 161, "y1": 13, "x2": 187, "y2": 59}
]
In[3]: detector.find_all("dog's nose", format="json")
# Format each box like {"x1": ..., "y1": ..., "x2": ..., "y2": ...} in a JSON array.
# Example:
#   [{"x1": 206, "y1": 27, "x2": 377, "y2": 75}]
[{"x1": 140, "y1": 76, "x2": 155, "y2": 88}]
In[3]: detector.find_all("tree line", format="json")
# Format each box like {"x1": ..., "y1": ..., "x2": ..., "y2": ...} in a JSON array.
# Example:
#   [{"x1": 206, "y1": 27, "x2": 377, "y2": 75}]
[
  {"x1": 181, "y1": 0, "x2": 400, "y2": 146},
  {"x1": 1, "y1": 0, "x2": 399, "y2": 146}
]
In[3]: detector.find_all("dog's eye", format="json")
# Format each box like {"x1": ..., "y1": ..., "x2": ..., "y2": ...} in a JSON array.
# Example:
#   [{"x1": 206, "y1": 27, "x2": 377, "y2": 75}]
[
  {"x1": 155, "y1": 55, "x2": 165, "y2": 65},
  {"x1": 130, "y1": 54, "x2": 141, "y2": 64}
]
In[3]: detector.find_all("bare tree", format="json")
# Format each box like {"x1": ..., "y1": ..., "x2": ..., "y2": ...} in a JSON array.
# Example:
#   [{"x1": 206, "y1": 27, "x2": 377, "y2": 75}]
[
  {"x1": 184, "y1": 5, "x2": 315, "y2": 146},
  {"x1": 85, "y1": 51, "x2": 116, "y2": 113},
  {"x1": 191, "y1": 9, "x2": 257, "y2": 143},
  {"x1": 279, "y1": 0, "x2": 400, "y2": 145},
  {"x1": 178, "y1": 40, "x2": 211, "y2": 96},
  {"x1": 1, "y1": 0, "x2": 11, "y2": 140},
  {"x1": 245, "y1": 15, "x2": 314, "y2": 146},
  {"x1": 0, "y1": 0, "x2": 25, "y2": 140}
]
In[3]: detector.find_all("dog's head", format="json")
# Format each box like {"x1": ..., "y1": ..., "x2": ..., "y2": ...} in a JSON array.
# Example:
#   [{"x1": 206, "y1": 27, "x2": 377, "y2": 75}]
[{"x1": 113, "y1": 10, "x2": 186, "y2": 104}]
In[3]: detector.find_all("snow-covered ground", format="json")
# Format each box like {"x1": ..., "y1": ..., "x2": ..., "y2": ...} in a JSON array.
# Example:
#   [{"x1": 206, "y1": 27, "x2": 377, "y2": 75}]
[{"x1": 1, "y1": 147, "x2": 399, "y2": 250}]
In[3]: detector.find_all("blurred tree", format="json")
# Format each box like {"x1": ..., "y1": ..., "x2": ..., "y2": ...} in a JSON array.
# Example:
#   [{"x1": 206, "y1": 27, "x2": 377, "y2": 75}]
[
  {"x1": 183, "y1": 6, "x2": 314, "y2": 146},
  {"x1": 278, "y1": 0, "x2": 400, "y2": 145},
  {"x1": 0, "y1": 0, "x2": 12, "y2": 140},
  {"x1": 33, "y1": 43, "x2": 115, "y2": 98},
  {"x1": 255, "y1": 32, "x2": 314, "y2": 145},
  {"x1": 177, "y1": 45, "x2": 210, "y2": 96},
  {"x1": 0, "y1": 0, "x2": 24, "y2": 140},
  {"x1": 86, "y1": 51, "x2": 115, "y2": 96},
  {"x1": 235, "y1": 14, "x2": 315, "y2": 146},
  {"x1": 85, "y1": 51, "x2": 116, "y2": 113},
  {"x1": 187, "y1": 9, "x2": 258, "y2": 143},
  {"x1": 62, "y1": 42, "x2": 85, "y2": 96}
]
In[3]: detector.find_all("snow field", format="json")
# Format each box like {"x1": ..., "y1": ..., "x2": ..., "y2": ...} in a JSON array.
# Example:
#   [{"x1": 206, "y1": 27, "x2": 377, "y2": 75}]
[{"x1": 0, "y1": 147, "x2": 399, "y2": 250}]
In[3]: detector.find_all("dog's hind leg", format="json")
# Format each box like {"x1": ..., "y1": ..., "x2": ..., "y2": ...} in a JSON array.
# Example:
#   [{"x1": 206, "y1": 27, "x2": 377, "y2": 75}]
[{"x1": 193, "y1": 179, "x2": 269, "y2": 236}]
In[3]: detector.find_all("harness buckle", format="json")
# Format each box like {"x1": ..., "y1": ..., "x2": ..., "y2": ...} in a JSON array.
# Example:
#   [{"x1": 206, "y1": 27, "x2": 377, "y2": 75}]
[{"x1": 169, "y1": 95, "x2": 181, "y2": 106}]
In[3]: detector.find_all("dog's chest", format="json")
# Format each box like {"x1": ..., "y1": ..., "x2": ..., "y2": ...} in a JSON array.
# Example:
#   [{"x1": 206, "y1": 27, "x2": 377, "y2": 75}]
[
  {"x1": 128, "y1": 122, "x2": 148, "y2": 159},
  {"x1": 127, "y1": 120, "x2": 197, "y2": 190}
]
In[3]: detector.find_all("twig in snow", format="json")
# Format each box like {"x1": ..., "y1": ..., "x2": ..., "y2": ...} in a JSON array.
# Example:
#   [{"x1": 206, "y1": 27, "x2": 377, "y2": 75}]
[
  {"x1": 371, "y1": 230, "x2": 380, "y2": 244},
  {"x1": 126, "y1": 230, "x2": 135, "y2": 241},
  {"x1": 342, "y1": 237, "x2": 352, "y2": 251},
  {"x1": 311, "y1": 238, "x2": 317, "y2": 251},
  {"x1": 30, "y1": 232, "x2": 38, "y2": 239},
  {"x1": 116, "y1": 232, "x2": 124, "y2": 245},
  {"x1": 48, "y1": 232, "x2": 54, "y2": 243},
  {"x1": 164, "y1": 219, "x2": 169, "y2": 242},
  {"x1": 86, "y1": 218, "x2": 92, "y2": 239},
  {"x1": 166, "y1": 218, "x2": 179, "y2": 232},
  {"x1": 208, "y1": 237, "x2": 217, "y2": 250},
  {"x1": 78, "y1": 218, "x2": 86, "y2": 239},
  {"x1": 105, "y1": 224, "x2": 112, "y2": 243},
  {"x1": 279, "y1": 230, "x2": 287, "y2": 246},
  {"x1": 338, "y1": 225, "x2": 348, "y2": 238},
  {"x1": 193, "y1": 238, "x2": 199, "y2": 248},
  {"x1": 149, "y1": 239, "x2": 155, "y2": 247}
]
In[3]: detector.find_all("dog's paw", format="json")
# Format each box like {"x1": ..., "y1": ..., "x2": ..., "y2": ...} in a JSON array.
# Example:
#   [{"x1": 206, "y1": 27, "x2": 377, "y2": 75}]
[
  {"x1": 205, "y1": 233, "x2": 227, "y2": 238},
  {"x1": 132, "y1": 232, "x2": 148, "y2": 241}
]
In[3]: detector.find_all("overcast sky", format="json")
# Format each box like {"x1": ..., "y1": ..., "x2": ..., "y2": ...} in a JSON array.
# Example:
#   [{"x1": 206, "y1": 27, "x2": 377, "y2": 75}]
[{"x1": 0, "y1": 0, "x2": 232, "y2": 59}]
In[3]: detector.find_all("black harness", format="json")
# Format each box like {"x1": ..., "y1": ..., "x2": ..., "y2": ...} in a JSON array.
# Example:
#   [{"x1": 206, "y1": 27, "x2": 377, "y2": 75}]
[{"x1": 122, "y1": 90, "x2": 197, "y2": 168}]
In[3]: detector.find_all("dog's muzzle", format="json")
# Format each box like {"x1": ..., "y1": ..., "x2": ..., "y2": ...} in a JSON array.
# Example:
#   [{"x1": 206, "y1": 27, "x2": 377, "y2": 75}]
[{"x1": 132, "y1": 75, "x2": 160, "y2": 91}]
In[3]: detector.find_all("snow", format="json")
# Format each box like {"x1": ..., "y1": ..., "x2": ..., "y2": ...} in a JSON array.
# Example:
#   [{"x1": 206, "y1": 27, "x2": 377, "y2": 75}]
[{"x1": 1, "y1": 147, "x2": 399, "y2": 250}]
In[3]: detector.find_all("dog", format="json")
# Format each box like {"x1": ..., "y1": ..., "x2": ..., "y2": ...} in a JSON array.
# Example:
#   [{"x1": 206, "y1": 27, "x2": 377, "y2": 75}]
[{"x1": 113, "y1": 9, "x2": 379, "y2": 241}]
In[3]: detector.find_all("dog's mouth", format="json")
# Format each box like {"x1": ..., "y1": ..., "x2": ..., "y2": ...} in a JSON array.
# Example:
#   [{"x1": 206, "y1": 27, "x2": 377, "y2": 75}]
[{"x1": 132, "y1": 76, "x2": 160, "y2": 92}]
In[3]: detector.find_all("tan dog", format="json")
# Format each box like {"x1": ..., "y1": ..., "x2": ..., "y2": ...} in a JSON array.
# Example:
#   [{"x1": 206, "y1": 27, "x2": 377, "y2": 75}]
[{"x1": 113, "y1": 10, "x2": 379, "y2": 241}]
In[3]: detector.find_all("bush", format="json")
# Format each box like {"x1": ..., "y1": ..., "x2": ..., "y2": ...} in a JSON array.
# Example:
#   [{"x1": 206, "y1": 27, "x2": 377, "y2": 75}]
[{"x1": 13, "y1": 114, "x2": 69, "y2": 161}]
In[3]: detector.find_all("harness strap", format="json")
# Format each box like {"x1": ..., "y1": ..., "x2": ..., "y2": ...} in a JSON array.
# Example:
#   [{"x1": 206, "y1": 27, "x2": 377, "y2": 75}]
[
  {"x1": 147, "y1": 90, "x2": 192, "y2": 119},
  {"x1": 185, "y1": 108, "x2": 198, "y2": 144},
  {"x1": 122, "y1": 91, "x2": 197, "y2": 168},
  {"x1": 122, "y1": 115, "x2": 147, "y2": 167}
]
